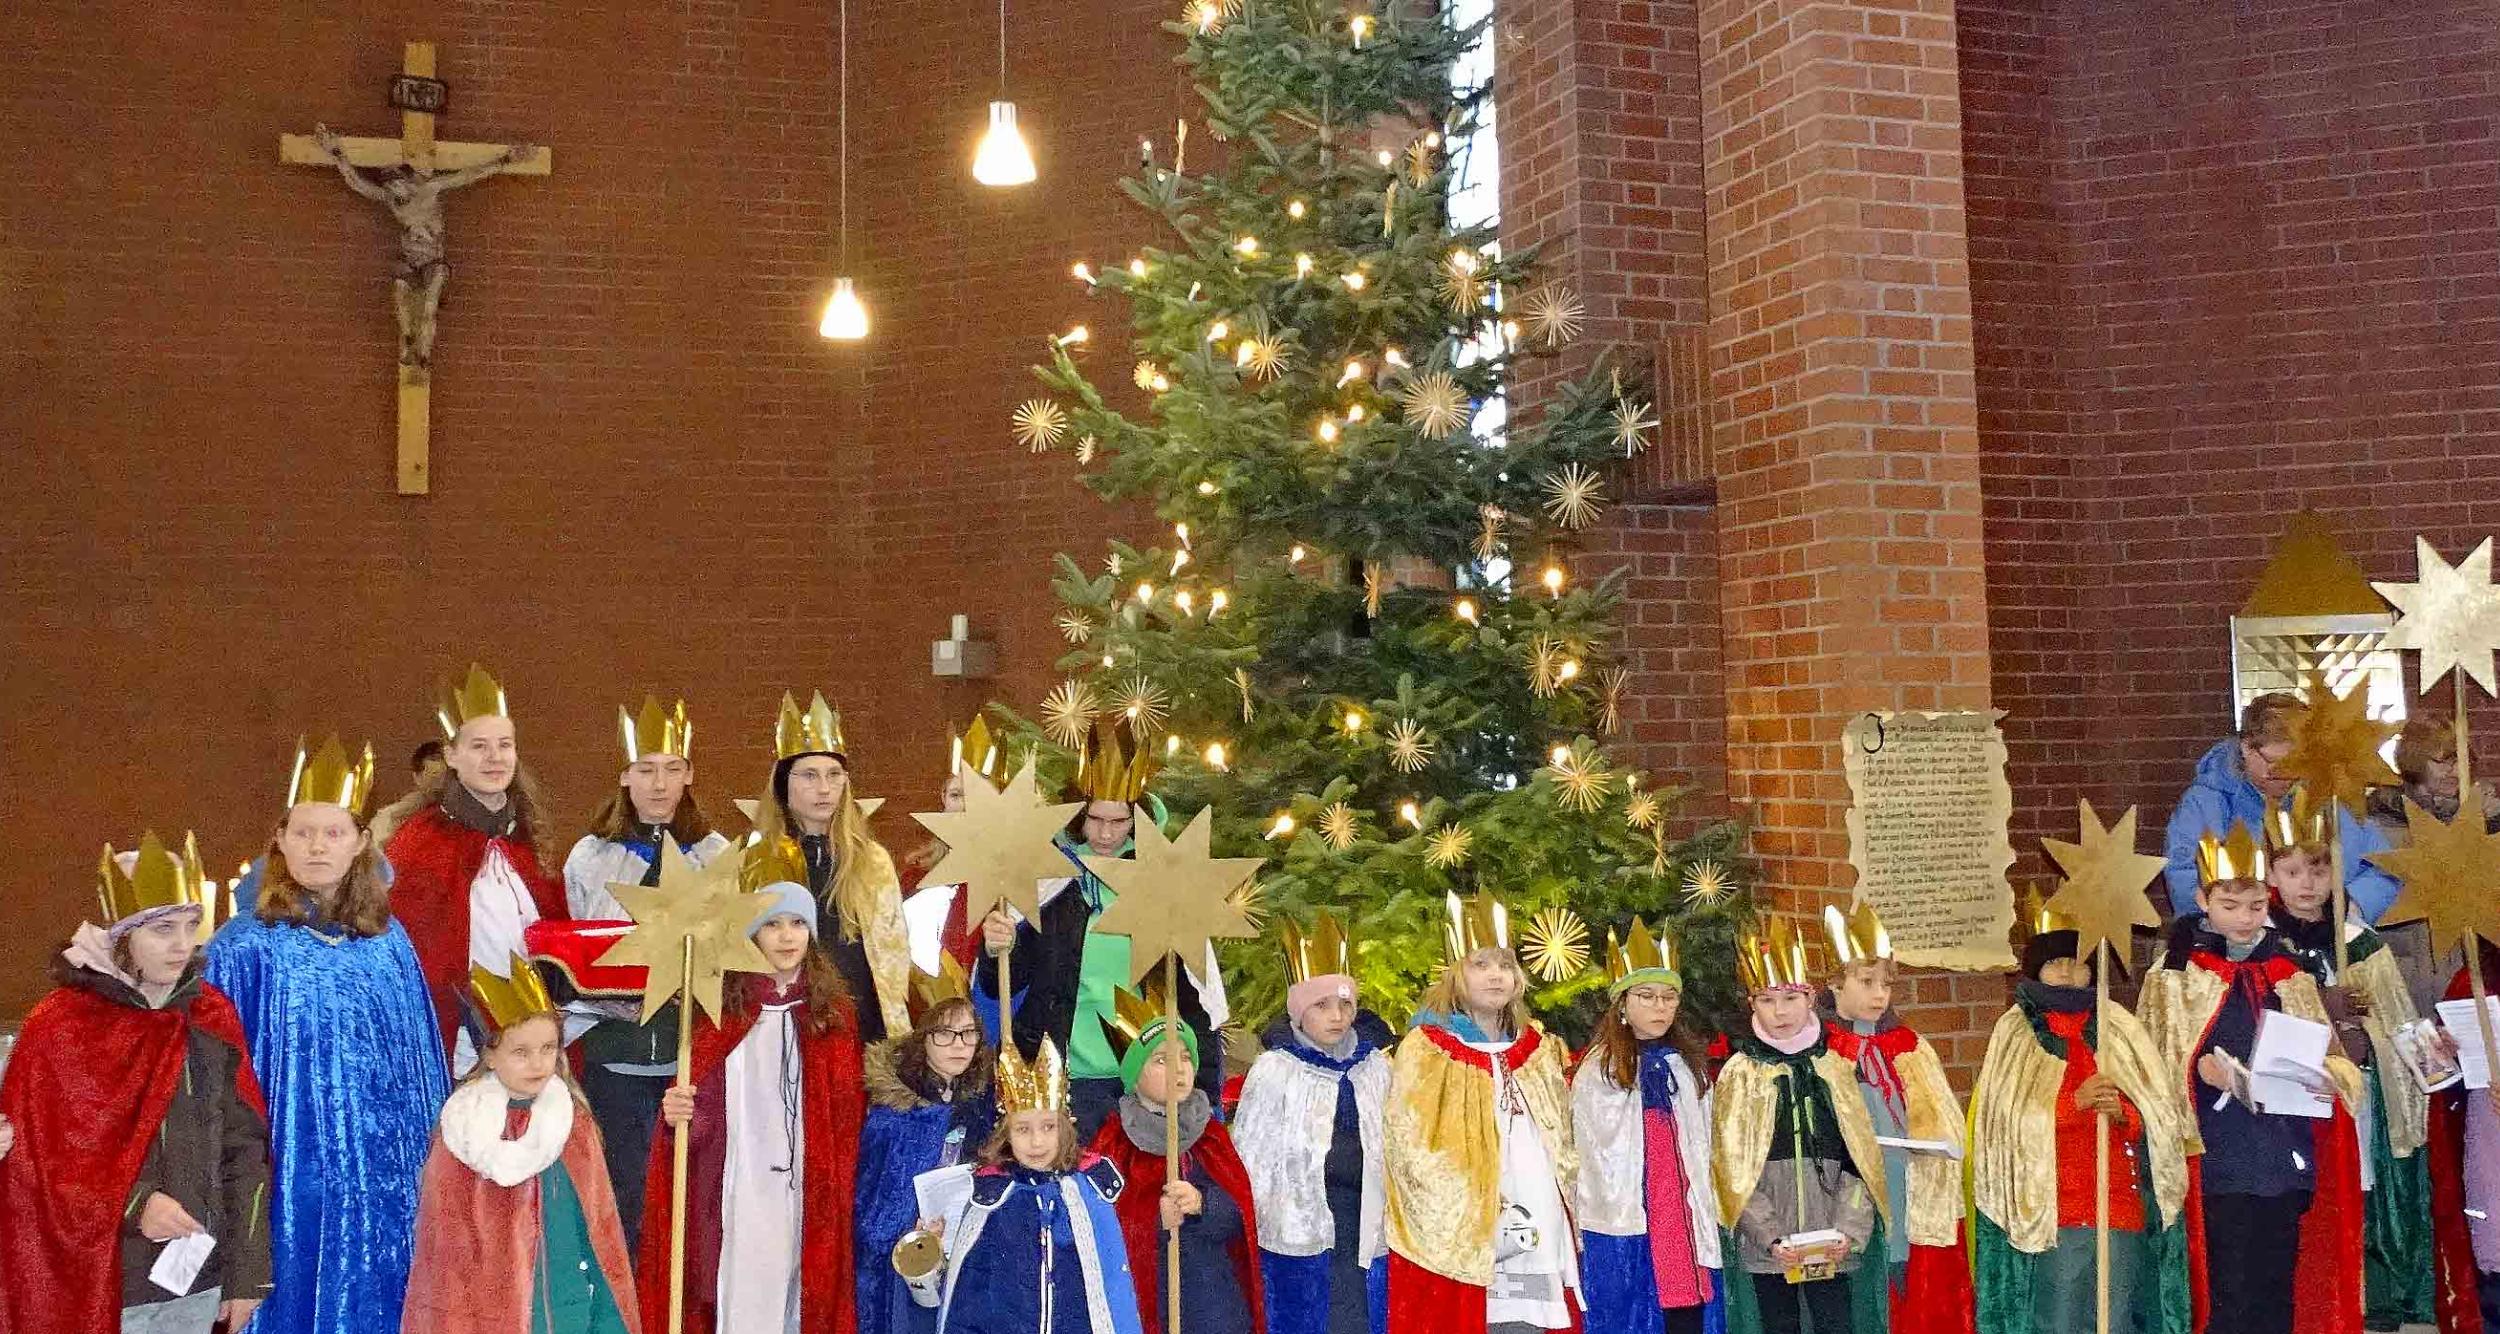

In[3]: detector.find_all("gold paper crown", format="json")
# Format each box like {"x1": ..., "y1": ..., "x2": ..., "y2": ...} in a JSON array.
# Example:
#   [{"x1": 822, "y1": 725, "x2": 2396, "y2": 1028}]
[
  {"x1": 466, "y1": 952, "x2": 558, "y2": 1037},
  {"x1": 775, "y1": 691, "x2": 846, "y2": 760},
  {"x1": 1603, "y1": 917, "x2": 1680, "y2": 995},
  {"x1": 739, "y1": 832, "x2": 812, "y2": 893},
  {"x1": 287, "y1": 735, "x2": 377, "y2": 819},
  {"x1": 995, "y1": 1036, "x2": 1071, "y2": 1116},
  {"x1": 435, "y1": 663, "x2": 509, "y2": 740},
  {"x1": 908, "y1": 954, "x2": 973, "y2": 1019},
  {"x1": 621, "y1": 695, "x2": 694, "y2": 764},
  {"x1": 2196, "y1": 820, "x2": 2268, "y2": 886},
  {"x1": 952, "y1": 715, "x2": 1003, "y2": 780},
  {"x1": 1736, "y1": 917, "x2": 1815, "y2": 993},
  {"x1": 1075, "y1": 723, "x2": 1158, "y2": 804},
  {"x1": 1441, "y1": 889, "x2": 1512, "y2": 961},
  {"x1": 97, "y1": 831, "x2": 215, "y2": 930},
  {"x1": 1282, "y1": 909, "x2": 1355, "y2": 985},
  {"x1": 2264, "y1": 787, "x2": 2333, "y2": 854},
  {"x1": 1097, "y1": 977, "x2": 1183, "y2": 1063},
  {"x1": 2010, "y1": 889, "x2": 2077, "y2": 956},
  {"x1": 1822, "y1": 902, "x2": 1893, "y2": 968}
]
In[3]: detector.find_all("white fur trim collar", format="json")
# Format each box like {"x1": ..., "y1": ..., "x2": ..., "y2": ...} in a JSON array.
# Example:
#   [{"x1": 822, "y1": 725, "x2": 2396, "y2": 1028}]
[{"x1": 441, "y1": 1072, "x2": 574, "y2": 1186}]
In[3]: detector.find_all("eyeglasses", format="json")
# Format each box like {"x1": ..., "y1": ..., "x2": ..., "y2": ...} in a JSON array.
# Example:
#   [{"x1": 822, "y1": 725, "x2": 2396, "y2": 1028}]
[{"x1": 927, "y1": 1026, "x2": 982, "y2": 1048}]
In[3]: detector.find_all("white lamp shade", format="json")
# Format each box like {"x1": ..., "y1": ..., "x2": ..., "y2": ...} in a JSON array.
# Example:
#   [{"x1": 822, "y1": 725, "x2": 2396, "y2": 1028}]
[
  {"x1": 972, "y1": 101, "x2": 1038, "y2": 187},
  {"x1": 819, "y1": 276, "x2": 870, "y2": 340}
]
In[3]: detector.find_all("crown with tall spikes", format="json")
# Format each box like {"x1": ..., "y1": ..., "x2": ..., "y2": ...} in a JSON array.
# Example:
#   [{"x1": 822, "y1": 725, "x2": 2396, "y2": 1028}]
[
  {"x1": 2010, "y1": 887, "x2": 2080, "y2": 959},
  {"x1": 1097, "y1": 976, "x2": 1189, "y2": 1064},
  {"x1": 1074, "y1": 721, "x2": 1158, "y2": 804},
  {"x1": 908, "y1": 953, "x2": 973, "y2": 1023},
  {"x1": 2196, "y1": 820, "x2": 2268, "y2": 887},
  {"x1": 1736, "y1": 916, "x2": 1815, "y2": 993},
  {"x1": 287, "y1": 735, "x2": 377, "y2": 819},
  {"x1": 995, "y1": 1035, "x2": 1071, "y2": 1116},
  {"x1": 97, "y1": 831, "x2": 216, "y2": 932},
  {"x1": 1282, "y1": 909, "x2": 1355, "y2": 985},
  {"x1": 1822, "y1": 902, "x2": 1893, "y2": 969},
  {"x1": 1442, "y1": 888, "x2": 1512, "y2": 961},
  {"x1": 952, "y1": 714, "x2": 1003, "y2": 781},
  {"x1": 774, "y1": 691, "x2": 846, "y2": 761},
  {"x1": 464, "y1": 953, "x2": 559, "y2": 1041},
  {"x1": 620, "y1": 695, "x2": 694, "y2": 765},
  {"x1": 1603, "y1": 917, "x2": 1681, "y2": 996},
  {"x1": 2264, "y1": 786, "x2": 2333, "y2": 855},
  {"x1": 435, "y1": 663, "x2": 510, "y2": 740}
]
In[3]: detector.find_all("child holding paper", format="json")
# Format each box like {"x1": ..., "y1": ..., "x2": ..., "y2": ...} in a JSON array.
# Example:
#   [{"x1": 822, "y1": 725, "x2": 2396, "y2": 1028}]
[{"x1": 2139, "y1": 822, "x2": 2364, "y2": 1334}]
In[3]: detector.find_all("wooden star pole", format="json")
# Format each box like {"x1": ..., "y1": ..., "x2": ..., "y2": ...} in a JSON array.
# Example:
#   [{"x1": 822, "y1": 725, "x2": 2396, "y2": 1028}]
[
  {"x1": 910, "y1": 756, "x2": 1085, "y2": 1055},
  {"x1": 598, "y1": 842, "x2": 777, "y2": 1334}
]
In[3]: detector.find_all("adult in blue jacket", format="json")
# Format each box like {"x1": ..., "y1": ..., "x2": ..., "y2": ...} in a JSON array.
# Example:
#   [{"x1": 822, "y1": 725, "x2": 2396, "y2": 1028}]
[{"x1": 2162, "y1": 691, "x2": 2397, "y2": 918}]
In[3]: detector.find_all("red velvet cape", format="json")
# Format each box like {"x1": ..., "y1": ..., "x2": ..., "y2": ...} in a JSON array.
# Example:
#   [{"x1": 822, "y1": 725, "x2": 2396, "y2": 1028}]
[
  {"x1": 402, "y1": 1095, "x2": 643, "y2": 1334},
  {"x1": 386, "y1": 805, "x2": 569, "y2": 1053},
  {"x1": 1088, "y1": 1111, "x2": 1268, "y2": 1334},
  {"x1": 633, "y1": 982, "x2": 864, "y2": 1334},
  {"x1": 0, "y1": 980, "x2": 264, "y2": 1334},
  {"x1": 1823, "y1": 1022, "x2": 1978, "y2": 1334},
  {"x1": 2425, "y1": 957, "x2": 2499, "y2": 1334}
]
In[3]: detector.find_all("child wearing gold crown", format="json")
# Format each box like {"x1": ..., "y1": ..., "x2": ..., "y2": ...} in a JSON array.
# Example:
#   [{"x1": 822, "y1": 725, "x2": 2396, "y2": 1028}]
[
  {"x1": 1088, "y1": 979, "x2": 1267, "y2": 1334},
  {"x1": 402, "y1": 957, "x2": 640, "y2": 1334},
  {"x1": 1382, "y1": 891, "x2": 1580, "y2": 1334},
  {"x1": 757, "y1": 690, "x2": 914, "y2": 1040},
  {"x1": 2138, "y1": 821, "x2": 2365, "y2": 1334},
  {"x1": 0, "y1": 832, "x2": 273, "y2": 1334},
  {"x1": 1968, "y1": 907, "x2": 2191, "y2": 1334},
  {"x1": 637, "y1": 859, "x2": 865, "y2": 1334},
  {"x1": 2264, "y1": 788, "x2": 2436, "y2": 1330},
  {"x1": 1713, "y1": 918, "x2": 1884, "y2": 1334},
  {"x1": 857, "y1": 958, "x2": 1001, "y2": 1334},
  {"x1": 1816, "y1": 905, "x2": 1971, "y2": 1334},
  {"x1": 906, "y1": 1036, "x2": 1145, "y2": 1334},
  {"x1": 1234, "y1": 910, "x2": 1394, "y2": 1334},
  {"x1": 1570, "y1": 919, "x2": 1719, "y2": 1334},
  {"x1": 207, "y1": 737, "x2": 449, "y2": 1334}
]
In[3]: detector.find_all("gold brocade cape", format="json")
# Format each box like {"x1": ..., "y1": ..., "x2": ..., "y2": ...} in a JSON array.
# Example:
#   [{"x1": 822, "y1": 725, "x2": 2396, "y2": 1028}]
[
  {"x1": 2346, "y1": 940, "x2": 2429, "y2": 1157},
  {"x1": 1845, "y1": 1031, "x2": 1966, "y2": 1248},
  {"x1": 1710, "y1": 1044, "x2": 1891, "y2": 1232},
  {"x1": 1382, "y1": 1021, "x2": 1576, "y2": 1286},
  {"x1": 851, "y1": 839, "x2": 914, "y2": 1038},
  {"x1": 2136, "y1": 959, "x2": 2365, "y2": 1156},
  {"x1": 1969, "y1": 1001, "x2": 2191, "y2": 1255}
]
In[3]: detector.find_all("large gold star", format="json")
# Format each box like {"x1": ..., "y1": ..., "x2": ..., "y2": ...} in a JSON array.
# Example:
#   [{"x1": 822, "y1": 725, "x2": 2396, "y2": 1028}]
[
  {"x1": 2372, "y1": 786, "x2": 2500, "y2": 963},
  {"x1": 2040, "y1": 799, "x2": 2168, "y2": 974},
  {"x1": 2376, "y1": 537, "x2": 2500, "y2": 697},
  {"x1": 2277, "y1": 669, "x2": 2400, "y2": 816},
  {"x1": 1083, "y1": 806, "x2": 1265, "y2": 984},
  {"x1": 598, "y1": 841, "x2": 779, "y2": 1023},
  {"x1": 910, "y1": 757, "x2": 1086, "y2": 925}
]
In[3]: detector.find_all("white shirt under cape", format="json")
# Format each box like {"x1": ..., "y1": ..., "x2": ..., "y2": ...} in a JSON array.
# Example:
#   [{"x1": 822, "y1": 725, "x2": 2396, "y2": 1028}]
[
  {"x1": 719, "y1": 998, "x2": 806, "y2": 1334},
  {"x1": 453, "y1": 844, "x2": 543, "y2": 1076},
  {"x1": 563, "y1": 832, "x2": 734, "y2": 920},
  {"x1": 1231, "y1": 1041, "x2": 1391, "y2": 1262},
  {"x1": 1474, "y1": 1037, "x2": 1580, "y2": 1329},
  {"x1": 1569, "y1": 1049, "x2": 1722, "y2": 1266}
]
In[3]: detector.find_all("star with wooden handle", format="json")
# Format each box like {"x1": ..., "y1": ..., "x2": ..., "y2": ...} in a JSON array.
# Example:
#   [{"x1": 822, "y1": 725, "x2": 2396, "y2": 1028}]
[
  {"x1": 910, "y1": 757, "x2": 1086, "y2": 924},
  {"x1": 598, "y1": 840, "x2": 778, "y2": 1023},
  {"x1": 1084, "y1": 806, "x2": 1265, "y2": 983},
  {"x1": 2040, "y1": 800, "x2": 2168, "y2": 974},
  {"x1": 2375, "y1": 537, "x2": 2500, "y2": 697},
  {"x1": 2370, "y1": 786, "x2": 2500, "y2": 963},
  {"x1": 2277, "y1": 669, "x2": 2399, "y2": 816}
]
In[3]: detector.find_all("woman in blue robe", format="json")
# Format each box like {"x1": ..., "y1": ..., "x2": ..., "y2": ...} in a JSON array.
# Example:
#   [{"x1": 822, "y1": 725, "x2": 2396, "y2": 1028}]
[{"x1": 857, "y1": 986, "x2": 999, "y2": 1334}]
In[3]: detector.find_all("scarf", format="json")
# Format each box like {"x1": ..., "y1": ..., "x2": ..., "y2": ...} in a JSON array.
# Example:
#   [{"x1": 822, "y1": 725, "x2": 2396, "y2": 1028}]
[
  {"x1": 1751, "y1": 1013, "x2": 1821, "y2": 1055},
  {"x1": 1289, "y1": 1023, "x2": 1368, "y2": 1070},
  {"x1": 1636, "y1": 1037, "x2": 1683, "y2": 1110},
  {"x1": 1825, "y1": 1012, "x2": 1911, "y2": 1127},
  {"x1": 2015, "y1": 979, "x2": 2097, "y2": 1057},
  {"x1": 1119, "y1": 1088, "x2": 1213, "y2": 1155},
  {"x1": 441, "y1": 1071, "x2": 574, "y2": 1186},
  {"x1": 442, "y1": 779, "x2": 519, "y2": 837}
]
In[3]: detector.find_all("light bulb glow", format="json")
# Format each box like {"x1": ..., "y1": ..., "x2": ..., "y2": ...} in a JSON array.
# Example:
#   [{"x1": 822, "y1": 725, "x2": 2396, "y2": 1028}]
[
  {"x1": 1287, "y1": 199, "x2": 1307, "y2": 219},
  {"x1": 1375, "y1": 149, "x2": 1394, "y2": 167},
  {"x1": 1341, "y1": 271, "x2": 1367, "y2": 291},
  {"x1": 1295, "y1": 253, "x2": 1315, "y2": 278},
  {"x1": 1235, "y1": 235, "x2": 1259, "y2": 255},
  {"x1": 1136, "y1": 581, "x2": 1156, "y2": 602},
  {"x1": 972, "y1": 101, "x2": 1039, "y2": 187},
  {"x1": 1346, "y1": 403, "x2": 1366, "y2": 422},
  {"x1": 1130, "y1": 258, "x2": 1149, "y2": 277},
  {"x1": 1542, "y1": 564, "x2": 1566, "y2": 595},
  {"x1": 1425, "y1": 131, "x2": 1442, "y2": 147},
  {"x1": 1207, "y1": 320, "x2": 1230, "y2": 342},
  {"x1": 1384, "y1": 347, "x2": 1409, "y2": 368},
  {"x1": 1266, "y1": 812, "x2": 1296, "y2": 839},
  {"x1": 1058, "y1": 324, "x2": 1089, "y2": 345},
  {"x1": 819, "y1": 277, "x2": 870, "y2": 340},
  {"x1": 1558, "y1": 658, "x2": 1582, "y2": 683},
  {"x1": 1339, "y1": 360, "x2": 1365, "y2": 385},
  {"x1": 1175, "y1": 589, "x2": 1196, "y2": 615},
  {"x1": 1166, "y1": 735, "x2": 1185, "y2": 756},
  {"x1": 1398, "y1": 800, "x2": 1421, "y2": 828},
  {"x1": 1350, "y1": 13, "x2": 1374, "y2": 43},
  {"x1": 1235, "y1": 341, "x2": 1256, "y2": 367},
  {"x1": 1175, "y1": 522, "x2": 1192, "y2": 546},
  {"x1": 1551, "y1": 745, "x2": 1572, "y2": 766},
  {"x1": 1202, "y1": 740, "x2": 1228, "y2": 769},
  {"x1": 1208, "y1": 589, "x2": 1228, "y2": 615},
  {"x1": 1193, "y1": 0, "x2": 1223, "y2": 30},
  {"x1": 1072, "y1": 261, "x2": 1094, "y2": 283},
  {"x1": 1343, "y1": 709, "x2": 1367, "y2": 734},
  {"x1": 1150, "y1": 373, "x2": 1172, "y2": 391},
  {"x1": 1454, "y1": 597, "x2": 1478, "y2": 624},
  {"x1": 1289, "y1": 544, "x2": 1308, "y2": 563},
  {"x1": 1195, "y1": 480, "x2": 1218, "y2": 495},
  {"x1": 1171, "y1": 549, "x2": 1191, "y2": 574},
  {"x1": 1315, "y1": 418, "x2": 1340, "y2": 443}
]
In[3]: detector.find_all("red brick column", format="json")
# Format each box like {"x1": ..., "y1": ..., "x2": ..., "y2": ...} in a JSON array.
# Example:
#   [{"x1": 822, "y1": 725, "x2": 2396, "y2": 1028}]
[{"x1": 1699, "y1": 0, "x2": 2000, "y2": 1062}]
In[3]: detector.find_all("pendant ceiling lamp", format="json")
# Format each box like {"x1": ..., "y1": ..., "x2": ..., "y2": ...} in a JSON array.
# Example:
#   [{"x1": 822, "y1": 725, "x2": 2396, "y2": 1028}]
[
  {"x1": 970, "y1": 0, "x2": 1037, "y2": 187},
  {"x1": 819, "y1": 0, "x2": 869, "y2": 339}
]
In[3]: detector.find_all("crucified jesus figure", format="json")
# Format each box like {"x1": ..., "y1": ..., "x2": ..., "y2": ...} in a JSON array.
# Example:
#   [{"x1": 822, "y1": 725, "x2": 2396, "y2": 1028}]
[{"x1": 313, "y1": 123, "x2": 533, "y2": 375}]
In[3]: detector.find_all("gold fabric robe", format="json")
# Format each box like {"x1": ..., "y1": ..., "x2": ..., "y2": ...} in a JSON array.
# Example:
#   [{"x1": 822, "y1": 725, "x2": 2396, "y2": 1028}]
[
  {"x1": 1382, "y1": 1022, "x2": 1576, "y2": 1286},
  {"x1": 1710, "y1": 1046, "x2": 1891, "y2": 1232},
  {"x1": 1969, "y1": 1001, "x2": 2191, "y2": 1255}
]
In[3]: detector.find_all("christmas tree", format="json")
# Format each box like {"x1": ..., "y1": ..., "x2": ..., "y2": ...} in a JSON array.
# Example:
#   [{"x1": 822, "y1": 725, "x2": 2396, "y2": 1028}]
[{"x1": 1004, "y1": 0, "x2": 1750, "y2": 1035}]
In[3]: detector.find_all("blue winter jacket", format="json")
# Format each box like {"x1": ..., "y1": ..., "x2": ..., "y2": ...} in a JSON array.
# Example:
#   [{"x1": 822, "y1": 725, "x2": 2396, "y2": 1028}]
[{"x1": 2161, "y1": 738, "x2": 2398, "y2": 919}]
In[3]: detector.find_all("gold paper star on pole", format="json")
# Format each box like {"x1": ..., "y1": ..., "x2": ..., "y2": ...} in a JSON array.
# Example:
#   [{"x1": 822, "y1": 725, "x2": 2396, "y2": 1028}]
[
  {"x1": 599, "y1": 841, "x2": 780, "y2": 1023},
  {"x1": 1083, "y1": 806, "x2": 1265, "y2": 983},
  {"x1": 2277, "y1": 669, "x2": 2400, "y2": 815},
  {"x1": 2039, "y1": 799, "x2": 2168, "y2": 973},
  {"x1": 2375, "y1": 537, "x2": 2500, "y2": 697},
  {"x1": 910, "y1": 757, "x2": 1087, "y2": 924},
  {"x1": 2372, "y1": 786, "x2": 2500, "y2": 961}
]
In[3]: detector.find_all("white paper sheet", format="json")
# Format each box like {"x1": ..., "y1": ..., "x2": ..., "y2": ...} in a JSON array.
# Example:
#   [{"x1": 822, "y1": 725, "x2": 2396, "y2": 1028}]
[
  {"x1": 2437, "y1": 998, "x2": 2500, "y2": 1090},
  {"x1": 2247, "y1": 1010, "x2": 2334, "y2": 1119},
  {"x1": 912, "y1": 1163, "x2": 977, "y2": 1229},
  {"x1": 149, "y1": 1232, "x2": 215, "y2": 1296}
]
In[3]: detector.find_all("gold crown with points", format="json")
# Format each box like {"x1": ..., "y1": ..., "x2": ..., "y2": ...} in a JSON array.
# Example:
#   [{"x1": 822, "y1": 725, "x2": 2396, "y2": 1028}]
[
  {"x1": 2196, "y1": 820, "x2": 2268, "y2": 887},
  {"x1": 620, "y1": 695, "x2": 694, "y2": 764},
  {"x1": 466, "y1": 952, "x2": 559, "y2": 1038},
  {"x1": 436, "y1": 663, "x2": 510, "y2": 740},
  {"x1": 952, "y1": 715, "x2": 1003, "y2": 781},
  {"x1": 1737, "y1": 916, "x2": 1815, "y2": 993},
  {"x1": 2264, "y1": 786, "x2": 2333, "y2": 854},
  {"x1": 995, "y1": 1036, "x2": 1072, "y2": 1117},
  {"x1": 97, "y1": 830, "x2": 215, "y2": 930},
  {"x1": 1604, "y1": 917, "x2": 1681, "y2": 996},
  {"x1": 1282, "y1": 908, "x2": 1355, "y2": 985},
  {"x1": 1098, "y1": 977, "x2": 1186, "y2": 1063},
  {"x1": 287, "y1": 735, "x2": 377, "y2": 819},
  {"x1": 1822, "y1": 902, "x2": 1893, "y2": 969},
  {"x1": 1075, "y1": 722, "x2": 1158, "y2": 804},
  {"x1": 1441, "y1": 888, "x2": 1512, "y2": 961},
  {"x1": 774, "y1": 691, "x2": 846, "y2": 760},
  {"x1": 908, "y1": 954, "x2": 973, "y2": 1021}
]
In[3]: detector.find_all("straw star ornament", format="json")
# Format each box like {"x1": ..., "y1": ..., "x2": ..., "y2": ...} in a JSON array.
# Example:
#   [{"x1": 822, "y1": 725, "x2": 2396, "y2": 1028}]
[
  {"x1": 1084, "y1": 806, "x2": 1265, "y2": 984},
  {"x1": 2039, "y1": 799, "x2": 2167, "y2": 972},
  {"x1": 910, "y1": 757, "x2": 1087, "y2": 924},
  {"x1": 599, "y1": 841, "x2": 779, "y2": 1024}
]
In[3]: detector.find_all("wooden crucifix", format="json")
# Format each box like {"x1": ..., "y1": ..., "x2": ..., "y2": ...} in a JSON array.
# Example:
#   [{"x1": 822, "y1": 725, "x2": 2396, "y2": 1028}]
[{"x1": 279, "y1": 42, "x2": 551, "y2": 494}]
